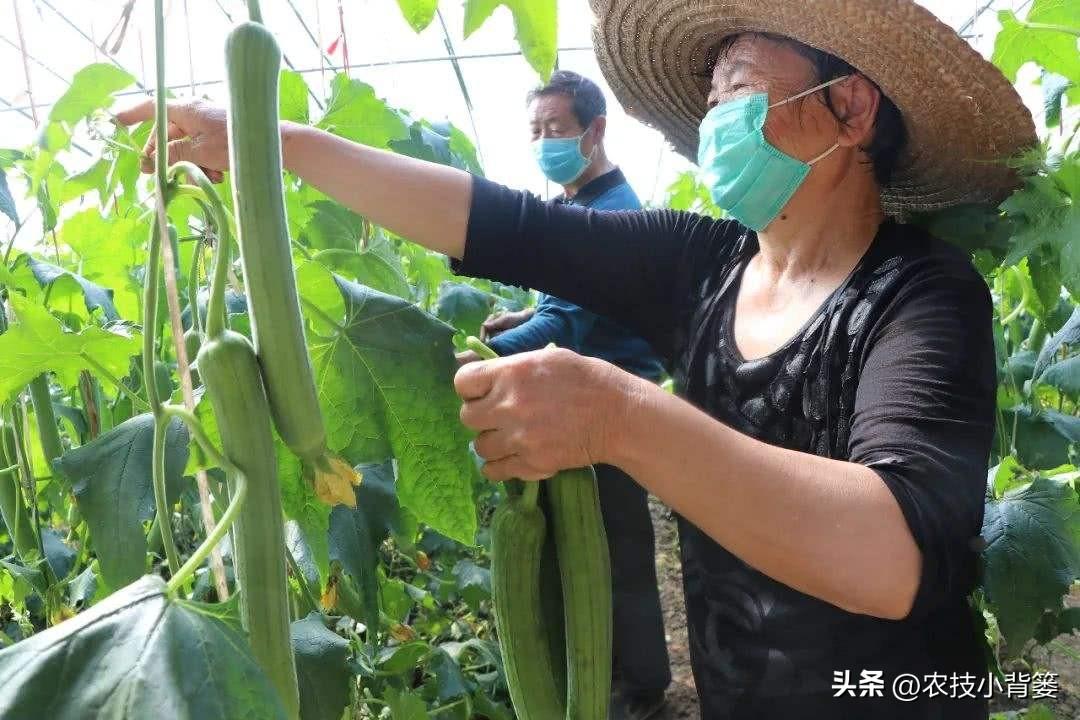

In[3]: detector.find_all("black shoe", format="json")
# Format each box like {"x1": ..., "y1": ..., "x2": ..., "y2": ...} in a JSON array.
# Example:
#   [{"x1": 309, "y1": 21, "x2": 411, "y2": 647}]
[{"x1": 610, "y1": 690, "x2": 667, "y2": 720}]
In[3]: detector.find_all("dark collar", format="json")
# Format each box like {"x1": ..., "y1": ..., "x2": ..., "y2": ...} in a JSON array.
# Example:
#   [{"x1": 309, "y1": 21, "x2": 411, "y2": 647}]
[{"x1": 556, "y1": 167, "x2": 628, "y2": 207}]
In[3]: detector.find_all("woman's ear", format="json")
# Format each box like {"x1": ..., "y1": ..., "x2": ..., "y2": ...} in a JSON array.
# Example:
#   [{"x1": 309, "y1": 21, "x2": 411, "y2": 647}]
[{"x1": 832, "y1": 75, "x2": 880, "y2": 149}]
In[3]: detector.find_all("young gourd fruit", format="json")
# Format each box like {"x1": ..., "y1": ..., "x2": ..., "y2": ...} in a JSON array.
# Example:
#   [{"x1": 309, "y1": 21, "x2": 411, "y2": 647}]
[{"x1": 224, "y1": 20, "x2": 358, "y2": 506}]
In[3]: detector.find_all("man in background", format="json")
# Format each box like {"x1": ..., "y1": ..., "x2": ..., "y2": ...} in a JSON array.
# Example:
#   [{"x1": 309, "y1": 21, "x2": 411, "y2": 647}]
[{"x1": 461, "y1": 70, "x2": 672, "y2": 720}]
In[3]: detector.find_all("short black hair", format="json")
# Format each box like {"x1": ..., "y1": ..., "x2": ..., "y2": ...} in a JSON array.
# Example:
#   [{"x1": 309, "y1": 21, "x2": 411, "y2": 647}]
[
  {"x1": 527, "y1": 70, "x2": 607, "y2": 129},
  {"x1": 708, "y1": 33, "x2": 908, "y2": 186}
]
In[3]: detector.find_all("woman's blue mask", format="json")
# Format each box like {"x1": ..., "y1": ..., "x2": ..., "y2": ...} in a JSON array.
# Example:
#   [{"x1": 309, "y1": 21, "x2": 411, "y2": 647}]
[
  {"x1": 532, "y1": 130, "x2": 596, "y2": 185},
  {"x1": 697, "y1": 75, "x2": 849, "y2": 231}
]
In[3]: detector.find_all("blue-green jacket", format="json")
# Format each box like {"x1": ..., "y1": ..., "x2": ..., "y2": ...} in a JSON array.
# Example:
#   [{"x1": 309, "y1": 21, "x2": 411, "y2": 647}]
[{"x1": 487, "y1": 168, "x2": 665, "y2": 380}]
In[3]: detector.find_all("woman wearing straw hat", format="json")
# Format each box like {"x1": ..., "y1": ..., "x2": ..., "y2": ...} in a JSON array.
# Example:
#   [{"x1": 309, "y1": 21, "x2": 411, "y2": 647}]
[{"x1": 120, "y1": 0, "x2": 1035, "y2": 717}]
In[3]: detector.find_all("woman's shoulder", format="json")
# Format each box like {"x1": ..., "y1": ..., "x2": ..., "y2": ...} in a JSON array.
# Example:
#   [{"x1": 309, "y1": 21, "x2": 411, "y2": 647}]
[{"x1": 861, "y1": 220, "x2": 991, "y2": 303}]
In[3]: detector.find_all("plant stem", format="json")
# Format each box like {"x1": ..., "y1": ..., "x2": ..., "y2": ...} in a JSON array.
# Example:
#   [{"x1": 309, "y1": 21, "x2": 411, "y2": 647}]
[
  {"x1": 168, "y1": 163, "x2": 234, "y2": 340},
  {"x1": 142, "y1": 222, "x2": 164, "y2": 412},
  {"x1": 465, "y1": 336, "x2": 499, "y2": 360},
  {"x1": 520, "y1": 478, "x2": 540, "y2": 508},
  {"x1": 300, "y1": 296, "x2": 345, "y2": 333},
  {"x1": 188, "y1": 234, "x2": 204, "y2": 337},
  {"x1": 167, "y1": 464, "x2": 245, "y2": 595},
  {"x1": 80, "y1": 353, "x2": 151, "y2": 413},
  {"x1": 152, "y1": 413, "x2": 182, "y2": 576},
  {"x1": 286, "y1": 546, "x2": 321, "y2": 615},
  {"x1": 1020, "y1": 21, "x2": 1080, "y2": 37},
  {"x1": 247, "y1": 0, "x2": 263, "y2": 23},
  {"x1": 8, "y1": 402, "x2": 58, "y2": 588}
]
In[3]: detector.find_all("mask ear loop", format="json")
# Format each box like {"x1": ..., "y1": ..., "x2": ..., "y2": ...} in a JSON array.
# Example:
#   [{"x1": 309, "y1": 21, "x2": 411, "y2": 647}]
[
  {"x1": 768, "y1": 74, "x2": 851, "y2": 109},
  {"x1": 771, "y1": 75, "x2": 851, "y2": 165}
]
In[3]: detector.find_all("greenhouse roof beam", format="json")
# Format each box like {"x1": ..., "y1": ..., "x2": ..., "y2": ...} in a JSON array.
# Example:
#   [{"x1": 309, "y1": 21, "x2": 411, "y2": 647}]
[{"x1": 36, "y1": 0, "x2": 148, "y2": 91}]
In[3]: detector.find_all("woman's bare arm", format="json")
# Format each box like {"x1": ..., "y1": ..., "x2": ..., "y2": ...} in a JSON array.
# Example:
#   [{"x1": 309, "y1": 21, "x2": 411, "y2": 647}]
[{"x1": 116, "y1": 99, "x2": 471, "y2": 259}]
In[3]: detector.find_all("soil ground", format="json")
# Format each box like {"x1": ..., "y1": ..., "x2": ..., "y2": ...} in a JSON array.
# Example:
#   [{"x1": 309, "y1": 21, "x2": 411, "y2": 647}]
[{"x1": 645, "y1": 498, "x2": 1080, "y2": 720}]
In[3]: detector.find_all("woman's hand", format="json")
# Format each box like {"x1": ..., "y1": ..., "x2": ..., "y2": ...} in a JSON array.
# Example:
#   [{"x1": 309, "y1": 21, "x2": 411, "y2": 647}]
[
  {"x1": 114, "y1": 99, "x2": 231, "y2": 181},
  {"x1": 454, "y1": 347, "x2": 638, "y2": 481}
]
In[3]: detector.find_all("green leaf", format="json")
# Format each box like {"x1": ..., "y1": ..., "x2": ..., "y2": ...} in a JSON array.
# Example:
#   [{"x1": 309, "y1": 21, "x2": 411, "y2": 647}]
[
  {"x1": 385, "y1": 687, "x2": 429, "y2": 720},
  {"x1": 0, "y1": 575, "x2": 288, "y2": 719},
  {"x1": 395, "y1": 0, "x2": 439, "y2": 32},
  {"x1": 53, "y1": 414, "x2": 189, "y2": 589},
  {"x1": 356, "y1": 460, "x2": 418, "y2": 547},
  {"x1": 426, "y1": 647, "x2": 471, "y2": 702},
  {"x1": 279, "y1": 69, "x2": 310, "y2": 125},
  {"x1": 1006, "y1": 405, "x2": 1077, "y2": 469},
  {"x1": 1038, "y1": 355, "x2": 1080, "y2": 396},
  {"x1": 435, "y1": 282, "x2": 495, "y2": 340},
  {"x1": 982, "y1": 475, "x2": 1080, "y2": 653},
  {"x1": 376, "y1": 640, "x2": 429, "y2": 674},
  {"x1": 49, "y1": 64, "x2": 136, "y2": 125},
  {"x1": 0, "y1": 167, "x2": 17, "y2": 226},
  {"x1": 26, "y1": 257, "x2": 120, "y2": 322},
  {"x1": 58, "y1": 208, "x2": 147, "y2": 320},
  {"x1": 463, "y1": 0, "x2": 558, "y2": 79},
  {"x1": 317, "y1": 74, "x2": 410, "y2": 148},
  {"x1": 1035, "y1": 306, "x2": 1080, "y2": 378},
  {"x1": 1042, "y1": 72, "x2": 1073, "y2": 127},
  {"x1": 993, "y1": 2, "x2": 1080, "y2": 85},
  {"x1": 308, "y1": 277, "x2": 477, "y2": 545},
  {"x1": 0, "y1": 293, "x2": 140, "y2": 401},
  {"x1": 451, "y1": 559, "x2": 491, "y2": 612},
  {"x1": 279, "y1": 442, "x2": 331, "y2": 585},
  {"x1": 328, "y1": 500, "x2": 380, "y2": 635},
  {"x1": 291, "y1": 613, "x2": 351, "y2": 720}
]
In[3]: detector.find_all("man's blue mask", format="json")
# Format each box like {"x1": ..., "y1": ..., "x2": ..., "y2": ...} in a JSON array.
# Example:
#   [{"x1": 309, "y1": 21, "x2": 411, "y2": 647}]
[
  {"x1": 697, "y1": 75, "x2": 849, "y2": 231},
  {"x1": 532, "y1": 129, "x2": 596, "y2": 185}
]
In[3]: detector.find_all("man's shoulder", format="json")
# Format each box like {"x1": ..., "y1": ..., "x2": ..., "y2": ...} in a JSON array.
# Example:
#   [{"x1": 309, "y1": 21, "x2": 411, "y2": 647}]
[{"x1": 587, "y1": 181, "x2": 642, "y2": 211}]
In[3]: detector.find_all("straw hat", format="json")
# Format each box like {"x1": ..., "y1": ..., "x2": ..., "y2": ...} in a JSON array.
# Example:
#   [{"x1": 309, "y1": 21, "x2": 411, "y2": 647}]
[{"x1": 588, "y1": 0, "x2": 1037, "y2": 216}]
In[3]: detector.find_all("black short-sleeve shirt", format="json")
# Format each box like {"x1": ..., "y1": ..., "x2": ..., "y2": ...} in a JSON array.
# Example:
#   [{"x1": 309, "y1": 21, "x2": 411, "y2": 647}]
[{"x1": 454, "y1": 176, "x2": 996, "y2": 719}]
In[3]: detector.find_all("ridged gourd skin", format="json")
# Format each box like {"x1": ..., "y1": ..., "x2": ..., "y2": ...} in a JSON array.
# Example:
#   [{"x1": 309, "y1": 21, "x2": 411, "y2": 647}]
[
  {"x1": 196, "y1": 330, "x2": 299, "y2": 718},
  {"x1": 0, "y1": 426, "x2": 37, "y2": 561},
  {"x1": 491, "y1": 491, "x2": 567, "y2": 720},
  {"x1": 224, "y1": 22, "x2": 325, "y2": 462},
  {"x1": 545, "y1": 466, "x2": 613, "y2": 720}
]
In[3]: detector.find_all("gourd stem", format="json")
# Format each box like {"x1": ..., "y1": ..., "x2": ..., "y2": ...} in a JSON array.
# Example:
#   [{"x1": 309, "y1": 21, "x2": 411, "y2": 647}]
[
  {"x1": 285, "y1": 546, "x2": 321, "y2": 615},
  {"x1": 152, "y1": 413, "x2": 182, "y2": 575},
  {"x1": 167, "y1": 163, "x2": 234, "y2": 339},
  {"x1": 465, "y1": 336, "x2": 499, "y2": 360},
  {"x1": 168, "y1": 467, "x2": 245, "y2": 595},
  {"x1": 247, "y1": 0, "x2": 263, "y2": 23},
  {"x1": 520, "y1": 480, "x2": 540, "y2": 508},
  {"x1": 188, "y1": 234, "x2": 204, "y2": 338},
  {"x1": 142, "y1": 223, "x2": 164, "y2": 412}
]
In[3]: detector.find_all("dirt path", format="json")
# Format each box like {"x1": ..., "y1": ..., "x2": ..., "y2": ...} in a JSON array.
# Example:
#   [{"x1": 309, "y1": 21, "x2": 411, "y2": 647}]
[
  {"x1": 647, "y1": 499, "x2": 1079, "y2": 720},
  {"x1": 650, "y1": 498, "x2": 700, "y2": 720}
]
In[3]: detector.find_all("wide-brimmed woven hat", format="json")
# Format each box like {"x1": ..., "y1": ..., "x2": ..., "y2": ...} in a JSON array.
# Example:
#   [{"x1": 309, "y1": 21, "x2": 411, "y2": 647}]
[{"x1": 589, "y1": 0, "x2": 1038, "y2": 216}]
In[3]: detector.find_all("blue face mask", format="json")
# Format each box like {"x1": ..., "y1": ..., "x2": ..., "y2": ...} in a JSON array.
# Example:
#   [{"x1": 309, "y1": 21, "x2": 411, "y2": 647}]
[
  {"x1": 532, "y1": 130, "x2": 596, "y2": 185},
  {"x1": 697, "y1": 76, "x2": 848, "y2": 231}
]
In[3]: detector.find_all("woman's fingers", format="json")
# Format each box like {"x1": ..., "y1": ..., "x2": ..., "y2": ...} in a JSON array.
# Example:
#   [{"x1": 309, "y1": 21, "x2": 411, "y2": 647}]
[
  {"x1": 116, "y1": 99, "x2": 230, "y2": 174},
  {"x1": 454, "y1": 359, "x2": 496, "y2": 401}
]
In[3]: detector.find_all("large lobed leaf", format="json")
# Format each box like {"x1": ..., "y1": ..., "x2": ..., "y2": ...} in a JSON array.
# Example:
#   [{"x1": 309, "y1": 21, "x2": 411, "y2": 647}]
[
  {"x1": 0, "y1": 293, "x2": 139, "y2": 401},
  {"x1": 291, "y1": 613, "x2": 351, "y2": 720},
  {"x1": 0, "y1": 575, "x2": 287, "y2": 719},
  {"x1": 54, "y1": 414, "x2": 189, "y2": 590},
  {"x1": 981, "y1": 475, "x2": 1080, "y2": 654},
  {"x1": 307, "y1": 275, "x2": 477, "y2": 545},
  {"x1": 395, "y1": 0, "x2": 440, "y2": 32},
  {"x1": 464, "y1": 0, "x2": 557, "y2": 79},
  {"x1": 48, "y1": 64, "x2": 135, "y2": 125},
  {"x1": 993, "y1": 0, "x2": 1080, "y2": 87},
  {"x1": 316, "y1": 74, "x2": 410, "y2": 149}
]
